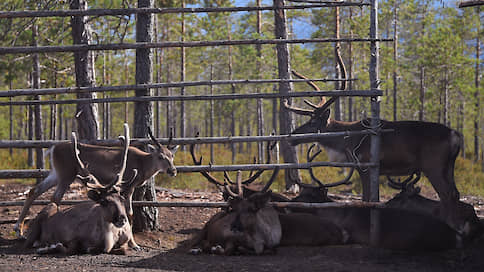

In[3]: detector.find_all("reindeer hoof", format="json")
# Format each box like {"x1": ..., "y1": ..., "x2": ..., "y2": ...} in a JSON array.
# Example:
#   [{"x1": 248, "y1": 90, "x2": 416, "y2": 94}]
[
  {"x1": 189, "y1": 248, "x2": 202, "y2": 255},
  {"x1": 210, "y1": 245, "x2": 225, "y2": 255},
  {"x1": 132, "y1": 245, "x2": 142, "y2": 251}
]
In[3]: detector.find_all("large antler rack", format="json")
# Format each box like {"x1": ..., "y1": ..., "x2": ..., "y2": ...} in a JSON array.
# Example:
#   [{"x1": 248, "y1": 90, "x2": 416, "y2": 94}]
[
  {"x1": 223, "y1": 140, "x2": 277, "y2": 185},
  {"x1": 190, "y1": 132, "x2": 226, "y2": 188},
  {"x1": 297, "y1": 144, "x2": 354, "y2": 189},
  {"x1": 73, "y1": 123, "x2": 134, "y2": 190},
  {"x1": 190, "y1": 132, "x2": 277, "y2": 187}
]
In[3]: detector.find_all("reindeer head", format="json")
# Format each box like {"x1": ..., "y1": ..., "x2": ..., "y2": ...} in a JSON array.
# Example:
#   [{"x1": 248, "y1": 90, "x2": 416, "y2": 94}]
[
  {"x1": 73, "y1": 124, "x2": 137, "y2": 228},
  {"x1": 147, "y1": 127, "x2": 178, "y2": 177}
]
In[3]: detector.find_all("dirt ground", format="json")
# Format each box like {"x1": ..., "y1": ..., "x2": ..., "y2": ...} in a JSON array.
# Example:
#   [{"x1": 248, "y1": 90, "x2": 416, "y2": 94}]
[{"x1": 0, "y1": 182, "x2": 483, "y2": 272}]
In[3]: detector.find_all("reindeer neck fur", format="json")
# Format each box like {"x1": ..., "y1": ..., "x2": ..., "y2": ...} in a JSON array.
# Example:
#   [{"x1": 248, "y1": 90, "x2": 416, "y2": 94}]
[{"x1": 317, "y1": 119, "x2": 368, "y2": 162}]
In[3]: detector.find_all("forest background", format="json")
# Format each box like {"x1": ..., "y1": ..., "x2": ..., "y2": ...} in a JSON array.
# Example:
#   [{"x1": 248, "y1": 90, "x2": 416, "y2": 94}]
[{"x1": 0, "y1": 0, "x2": 483, "y2": 197}]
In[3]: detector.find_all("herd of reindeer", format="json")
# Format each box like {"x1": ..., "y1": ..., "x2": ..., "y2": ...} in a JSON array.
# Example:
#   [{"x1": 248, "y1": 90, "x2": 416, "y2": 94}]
[{"x1": 8, "y1": 77, "x2": 484, "y2": 255}]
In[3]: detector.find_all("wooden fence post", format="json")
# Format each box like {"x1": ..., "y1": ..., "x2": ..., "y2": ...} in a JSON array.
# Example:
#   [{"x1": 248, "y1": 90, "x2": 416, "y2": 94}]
[
  {"x1": 70, "y1": 0, "x2": 99, "y2": 140},
  {"x1": 274, "y1": 0, "x2": 302, "y2": 190},
  {"x1": 132, "y1": 0, "x2": 159, "y2": 232}
]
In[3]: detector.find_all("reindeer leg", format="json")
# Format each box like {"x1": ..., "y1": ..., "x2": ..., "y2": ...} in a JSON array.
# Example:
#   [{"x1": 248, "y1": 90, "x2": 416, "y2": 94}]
[
  {"x1": 14, "y1": 171, "x2": 59, "y2": 238},
  {"x1": 425, "y1": 169, "x2": 461, "y2": 233}
]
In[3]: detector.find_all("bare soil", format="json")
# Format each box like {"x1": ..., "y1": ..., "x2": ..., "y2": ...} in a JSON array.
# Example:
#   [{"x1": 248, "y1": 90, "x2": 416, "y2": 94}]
[{"x1": 0, "y1": 182, "x2": 483, "y2": 272}]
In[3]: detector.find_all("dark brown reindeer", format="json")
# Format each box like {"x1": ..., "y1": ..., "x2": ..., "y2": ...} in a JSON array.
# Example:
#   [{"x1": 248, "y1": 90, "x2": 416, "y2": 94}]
[
  {"x1": 15, "y1": 125, "x2": 178, "y2": 238},
  {"x1": 385, "y1": 174, "x2": 481, "y2": 240},
  {"x1": 191, "y1": 172, "x2": 348, "y2": 255},
  {"x1": 190, "y1": 171, "x2": 282, "y2": 255},
  {"x1": 24, "y1": 127, "x2": 135, "y2": 255},
  {"x1": 283, "y1": 70, "x2": 464, "y2": 233}
]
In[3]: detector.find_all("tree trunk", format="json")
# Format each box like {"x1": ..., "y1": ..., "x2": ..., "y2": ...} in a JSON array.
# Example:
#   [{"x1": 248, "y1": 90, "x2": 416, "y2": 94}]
[
  {"x1": 132, "y1": 0, "x2": 158, "y2": 232},
  {"x1": 32, "y1": 23, "x2": 44, "y2": 180},
  {"x1": 419, "y1": 66, "x2": 425, "y2": 121},
  {"x1": 348, "y1": 8, "x2": 353, "y2": 122},
  {"x1": 274, "y1": 0, "x2": 302, "y2": 189},
  {"x1": 70, "y1": 0, "x2": 99, "y2": 141},
  {"x1": 227, "y1": 18, "x2": 237, "y2": 164},
  {"x1": 392, "y1": 1, "x2": 398, "y2": 121},
  {"x1": 256, "y1": 0, "x2": 264, "y2": 163},
  {"x1": 210, "y1": 65, "x2": 215, "y2": 163},
  {"x1": 333, "y1": 6, "x2": 341, "y2": 121},
  {"x1": 180, "y1": 0, "x2": 186, "y2": 148},
  {"x1": 474, "y1": 7, "x2": 480, "y2": 162}
]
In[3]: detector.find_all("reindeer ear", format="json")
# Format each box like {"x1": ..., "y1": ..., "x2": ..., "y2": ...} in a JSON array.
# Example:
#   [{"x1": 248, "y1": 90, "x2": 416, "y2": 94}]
[
  {"x1": 169, "y1": 145, "x2": 179, "y2": 155},
  {"x1": 252, "y1": 190, "x2": 272, "y2": 211},
  {"x1": 147, "y1": 144, "x2": 157, "y2": 152}
]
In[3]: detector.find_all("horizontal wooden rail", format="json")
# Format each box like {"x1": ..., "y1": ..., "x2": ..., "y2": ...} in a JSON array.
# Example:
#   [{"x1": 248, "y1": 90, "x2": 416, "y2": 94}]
[
  {"x1": 0, "y1": 3, "x2": 370, "y2": 19},
  {"x1": 0, "y1": 160, "x2": 376, "y2": 179},
  {"x1": 0, "y1": 200, "x2": 384, "y2": 209},
  {"x1": 0, "y1": 130, "x2": 393, "y2": 148},
  {"x1": 0, "y1": 38, "x2": 393, "y2": 55},
  {"x1": 0, "y1": 90, "x2": 383, "y2": 106},
  {"x1": 0, "y1": 78, "x2": 358, "y2": 98}
]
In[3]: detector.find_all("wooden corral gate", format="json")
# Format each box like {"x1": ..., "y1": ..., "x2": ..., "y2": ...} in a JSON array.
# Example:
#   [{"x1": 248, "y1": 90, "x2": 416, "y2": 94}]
[{"x1": 0, "y1": 0, "x2": 387, "y2": 244}]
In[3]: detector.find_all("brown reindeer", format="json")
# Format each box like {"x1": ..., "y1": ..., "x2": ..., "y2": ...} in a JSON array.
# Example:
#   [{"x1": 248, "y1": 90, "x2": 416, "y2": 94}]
[
  {"x1": 24, "y1": 126, "x2": 135, "y2": 255},
  {"x1": 190, "y1": 171, "x2": 282, "y2": 255},
  {"x1": 385, "y1": 175, "x2": 481, "y2": 241},
  {"x1": 15, "y1": 126, "x2": 178, "y2": 238},
  {"x1": 283, "y1": 70, "x2": 463, "y2": 233},
  {"x1": 314, "y1": 206, "x2": 462, "y2": 251}
]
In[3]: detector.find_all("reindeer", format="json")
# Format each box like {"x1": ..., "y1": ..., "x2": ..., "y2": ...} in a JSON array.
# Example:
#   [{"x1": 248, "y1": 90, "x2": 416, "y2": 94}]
[
  {"x1": 314, "y1": 206, "x2": 463, "y2": 251},
  {"x1": 24, "y1": 126, "x2": 135, "y2": 255},
  {"x1": 283, "y1": 70, "x2": 464, "y2": 233},
  {"x1": 14, "y1": 126, "x2": 178, "y2": 238},
  {"x1": 384, "y1": 174, "x2": 482, "y2": 240},
  {"x1": 190, "y1": 171, "x2": 282, "y2": 255}
]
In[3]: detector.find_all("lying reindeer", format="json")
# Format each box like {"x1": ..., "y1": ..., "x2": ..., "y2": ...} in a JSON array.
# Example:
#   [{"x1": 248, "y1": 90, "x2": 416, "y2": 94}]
[
  {"x1": 191, "y1": 170, "x2": 348, "y2": 255},
  {"x1": 314, "y1": 206, "x2": 462, "y2": 251},
  {"x1": 24, "y1": 125, "x2": 135, "y2": 254},
  {"x1": 385, "y1": 174, "x2": 482, "y2": 241},
  {"x1": 15, "y1": 126, "x2": 178, "y2": 238},
  {"x1": 190, "y1": 170, "x2": 282, "y2": 255}
]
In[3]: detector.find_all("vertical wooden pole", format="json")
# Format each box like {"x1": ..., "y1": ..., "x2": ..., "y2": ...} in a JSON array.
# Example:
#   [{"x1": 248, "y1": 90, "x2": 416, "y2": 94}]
[
  {"x1": 274, "y1": 0, "x2": 302, "y2": 190},
  {"x1": 180, "y1": 0, "x2": 186, "y2": 148},
  {"x1": 369, "y1": 0, "x2": 381, "y2": 247},
  {"x1": 474, "y1": 7, "x2": 480, "y2": 161},
  {"x1": 70, "y1": 0, "x2": 99, "y2": 141},
  {"x1": 133, "y1": 0, "x2": 158, "y2": 232},
  {"x1": 392, "y1": 1, "x2": 398, "y2": 121}
]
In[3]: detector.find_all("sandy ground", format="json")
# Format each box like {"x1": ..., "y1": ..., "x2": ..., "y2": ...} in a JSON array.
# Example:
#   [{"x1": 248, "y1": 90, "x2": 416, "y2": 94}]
[{"x1": 0, "y1": 182, "x2": 483, "y2": 272}]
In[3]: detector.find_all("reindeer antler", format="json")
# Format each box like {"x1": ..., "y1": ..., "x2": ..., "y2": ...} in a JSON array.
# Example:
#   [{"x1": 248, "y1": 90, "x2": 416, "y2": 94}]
[
  {"x1": 190, "y1": 133, "x2": 225, "y2": 187},
  {"x1": 223, "y1": 140, "x2": 277, "y2": 185},
  {"x1": 297, "y1": 144, "x2": 354, "y2": 189},
  {"x1": 387, "y1": 172, "x2": 421, "y2": 192},
  {"x1": 72, "y1": 132, "x2": 104, "y2": 189}
]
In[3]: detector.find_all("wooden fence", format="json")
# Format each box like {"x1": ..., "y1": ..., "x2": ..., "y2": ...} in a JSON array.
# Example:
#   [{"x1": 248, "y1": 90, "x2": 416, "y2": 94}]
[{"x1": 0, "y1": 0, "x2": 384, "y2": 243}]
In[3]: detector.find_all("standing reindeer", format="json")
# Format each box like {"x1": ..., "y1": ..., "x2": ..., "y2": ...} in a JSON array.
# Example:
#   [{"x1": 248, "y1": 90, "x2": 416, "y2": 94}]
[
  {"x1": 24, "y1": 126, "x2": 135, "y2": 254},
  {"x1": 284, "y1": 70, "x2": 464, "y2": 233},
  {"x1": 14, "y1": 125, "x2": 178, "y2": 239}
]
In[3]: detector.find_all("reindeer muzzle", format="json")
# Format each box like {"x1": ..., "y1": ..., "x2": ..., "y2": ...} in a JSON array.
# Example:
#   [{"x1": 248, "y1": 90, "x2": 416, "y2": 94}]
[
  {"x1": 167, "y1": 167, "x2": 177, "y2": 177},
  {"x1": 114, "y1": 215, "x2": 128, "y2": 228}
]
